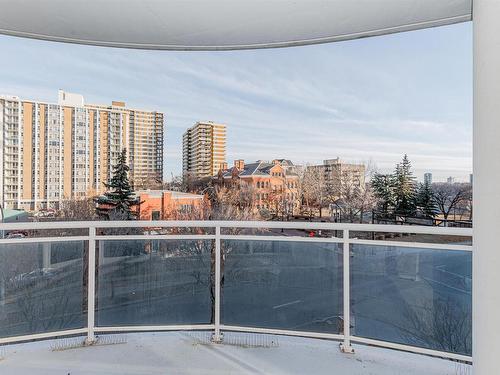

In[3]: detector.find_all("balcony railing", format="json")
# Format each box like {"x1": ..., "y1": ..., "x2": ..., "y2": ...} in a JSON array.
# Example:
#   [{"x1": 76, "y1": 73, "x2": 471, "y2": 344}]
[{"x1": 0, "y1": 221, "x2": 472, "y2": 363}]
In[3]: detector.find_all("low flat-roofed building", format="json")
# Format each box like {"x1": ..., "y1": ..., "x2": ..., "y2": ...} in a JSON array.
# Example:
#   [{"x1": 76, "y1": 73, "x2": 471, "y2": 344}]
[
  {"x1": 135, "y1": 190, "x2": 205, "y2": 220},
  {"x1": 1, "y1": 208, "x2": 29, "y2": 223}
]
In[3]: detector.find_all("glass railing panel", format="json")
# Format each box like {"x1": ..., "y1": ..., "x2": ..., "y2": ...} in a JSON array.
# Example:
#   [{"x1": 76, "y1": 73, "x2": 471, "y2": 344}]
[
  {"x1": 222, "y1": 240, "x2": 343, "y2": 333},
  {"x1": 0, "y1": 241, "x2": 85, "y2": 338},
  {"x1": 350, "y1": 244, "x2": 472, "y2": 355},
  {"x1": 96, "y1": 239, "x2": 213, "y2": 326}
]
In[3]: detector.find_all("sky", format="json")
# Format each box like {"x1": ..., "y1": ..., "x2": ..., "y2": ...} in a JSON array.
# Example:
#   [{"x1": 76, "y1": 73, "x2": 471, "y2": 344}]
[{"x1": 0, "y1": 22, "x2": 472, "y2": 182}]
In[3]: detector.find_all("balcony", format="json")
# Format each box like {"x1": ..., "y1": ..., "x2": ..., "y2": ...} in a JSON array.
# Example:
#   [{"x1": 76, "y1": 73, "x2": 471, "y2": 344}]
[{"x1": 0, "y1": 221, "x2": 472, "y2": 374}]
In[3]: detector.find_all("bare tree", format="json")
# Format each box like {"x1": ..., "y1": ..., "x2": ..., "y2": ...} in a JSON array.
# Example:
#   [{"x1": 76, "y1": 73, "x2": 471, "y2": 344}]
[
  {"x1": 322, "y1": 160, "x2": 376, "y2": 223},
  {"x1": 161, "y1": 186, "x2": 261, "y2": 325},
  {"x1": 131, "y1": 171, "x2": 163, "y2": 191},
  {"x1": 181, "y1": 172, "x2": 212, "y2": 194},
  {"x1": 261, "y1": 182, "x2": 297, "y2": 220},
  {"x1": 0, "y1": 244, "x2": 82, "y2": 336},
  {"x1": 402, "y1": 297, "x2": 471, "y2": 355},
  {"x1": 459, "y1": 183, "x2": 473, "y2": 221},
  {"x1": 162, "y1": 174, "x2": 184, "y2": 191},
  {"x1": 57, "y1": 197, "x2": 99, "y2": 221},
  {"x1": 327, "y1": 169, "x2": 375, "y2": 223},
  {"x1": 299, "y1": 166, "x2": 327, "y2": 218},
  {"x1": 432, "y1": 183, "x2": 469, "y2": 222}
]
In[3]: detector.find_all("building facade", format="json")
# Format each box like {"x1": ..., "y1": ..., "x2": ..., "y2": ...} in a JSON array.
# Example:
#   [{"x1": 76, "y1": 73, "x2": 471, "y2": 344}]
[
  {"x1": 135, "y1": 190, "x2": 205, "y2": 220},
  {"x1": 310, "y1": 158, "x2": 365, "y2": 192},
  {"x1": 0, "y1": 91, "x2": 164, "y2": 211},
  {"x1": 217, "y1": 159, "x2": 300, "y2": 215},
  {"x1": 424, "y1": 172, "x2": 433, "y2": 185},
  {"x1": 182, "y1": 121, "x2": 226, "y2": 178}
]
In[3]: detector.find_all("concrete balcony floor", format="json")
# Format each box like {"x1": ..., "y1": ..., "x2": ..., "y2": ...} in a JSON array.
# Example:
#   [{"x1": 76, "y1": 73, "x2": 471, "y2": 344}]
[{"x1": 0, "y1": 332, "x2": 470, "y2": 375}]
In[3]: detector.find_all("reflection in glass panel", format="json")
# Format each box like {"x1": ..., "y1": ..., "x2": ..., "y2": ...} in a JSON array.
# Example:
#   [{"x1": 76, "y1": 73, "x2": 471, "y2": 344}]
[
  {"x1": 222, "y1": 240, "x2": 343, "y2": 333},
  {"x1": 0, "y1": 241, "x2": 85, "y2": 338},
  {"x1": 96, "y1": 240, "x2": 213, "y2": 326},
  {"x1": 351, "y1": 244, "x2": 472, "y2": 355}
]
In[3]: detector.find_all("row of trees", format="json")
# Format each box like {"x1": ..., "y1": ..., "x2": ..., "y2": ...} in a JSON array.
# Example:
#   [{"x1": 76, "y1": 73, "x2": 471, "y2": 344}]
[
  {"x1": 372, "y1": 155, "x2": 472, "y2": 222},
  {"x1": 54, "y1": 150, "x2": 472, "y2": 225},
  {"x1": 297, "y1": 164, "x2": 374, "y2": 222}
]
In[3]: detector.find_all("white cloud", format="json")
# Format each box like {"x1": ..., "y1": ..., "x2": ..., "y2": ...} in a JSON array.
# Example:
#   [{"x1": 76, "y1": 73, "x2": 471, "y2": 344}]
[{"x1": 0, "y1": 22, "x2": 472, "y2": 181}]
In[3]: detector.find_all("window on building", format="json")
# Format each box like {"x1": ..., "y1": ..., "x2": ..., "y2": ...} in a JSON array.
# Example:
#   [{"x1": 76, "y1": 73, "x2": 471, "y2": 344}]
[{"x1": 151, "y1": 210, "x2": 160, "y2": 220}]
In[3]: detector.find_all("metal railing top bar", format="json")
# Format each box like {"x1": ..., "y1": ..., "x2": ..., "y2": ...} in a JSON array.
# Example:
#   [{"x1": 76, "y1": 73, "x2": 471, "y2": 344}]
[
  {"x1": 0, "y1": 220, "x2": 473, "y2": 236},
  {"x1": 95, "y1": 234, "x2": 217, "y2": 241},
  {"x1": 219, "y1": 235, "x2": 472, "y2": 251},
  {"x1": 219, "y1": 325, "x2": 344, "y2": 341},
  {"x1": 95, "y1": 324, "x2": 215, "y2": 333},
  {"x1": 350, "y1": 335, "x2": 472, "y2": 363},
  {"x1": 0, "y1": 328, "x2": 88, "y2": 345},
  {"x1": 349, "y1": 238, "x2": 472, "y2": 252},
  {"x1": 0, "y1": 233, "x2": 472, "y2": 251},
  {"x1": 215, "y1": 221, "x2": 473, "y2": 236},
  {"x1": 0, "y1": 235, "x2": 89, "y2": 245}
]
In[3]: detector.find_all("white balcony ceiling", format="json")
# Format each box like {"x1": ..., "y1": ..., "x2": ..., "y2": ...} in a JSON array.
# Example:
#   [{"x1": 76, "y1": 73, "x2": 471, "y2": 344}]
[{"x1": 0, "y1": 0, "x2": 471, "y2": 50}]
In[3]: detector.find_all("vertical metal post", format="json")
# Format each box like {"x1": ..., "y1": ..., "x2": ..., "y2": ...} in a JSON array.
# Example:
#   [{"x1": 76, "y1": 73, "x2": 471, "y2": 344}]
[
  {"x1": 340, "y1": 229, "x2": 354, "y2": 353},
  {"x1": 212, "y1": 225, "x2": 222, "y2": 342},
  {"x1": 85, "y1": 225, "x2": 96, "y2": 345},
  {"x1": 42, "y1": 242, "x2": 51, "y2": 269}
]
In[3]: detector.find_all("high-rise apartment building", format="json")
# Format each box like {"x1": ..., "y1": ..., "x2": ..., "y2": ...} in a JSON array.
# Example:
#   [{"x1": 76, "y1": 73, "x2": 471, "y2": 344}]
[
  {"x1": 424, "y1": 172, "x2": 433, "y2": 185},
  {"x1": 0, "y1": 90, "x2": 164, "y2": 211},
  {"x1": 182, "y1": 121, "x2": 226, "y2": 178}
]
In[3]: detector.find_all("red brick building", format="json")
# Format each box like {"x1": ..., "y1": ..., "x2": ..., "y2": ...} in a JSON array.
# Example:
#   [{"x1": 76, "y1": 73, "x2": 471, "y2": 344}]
[
  {"x1": 216, "y1": 159, "x2": 300, "y2": 216},
  {"x1": 135, "y1": 190, "x2": 205, "y2": 220}
]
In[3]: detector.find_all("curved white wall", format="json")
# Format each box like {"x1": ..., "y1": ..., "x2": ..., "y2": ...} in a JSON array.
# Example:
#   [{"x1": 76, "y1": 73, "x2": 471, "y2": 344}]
[{"x1": 0, "y1": 0, "x2": 471, "y2": 50}]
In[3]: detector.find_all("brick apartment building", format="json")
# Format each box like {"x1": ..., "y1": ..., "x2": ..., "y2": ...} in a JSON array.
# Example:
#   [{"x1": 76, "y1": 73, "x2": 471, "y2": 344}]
[
  {"x1": 135, "y1": 190, "x2": 205, "y2": 220},
  {"x1": 216, "y1": 159, "x2": 300, "y2": 215}
]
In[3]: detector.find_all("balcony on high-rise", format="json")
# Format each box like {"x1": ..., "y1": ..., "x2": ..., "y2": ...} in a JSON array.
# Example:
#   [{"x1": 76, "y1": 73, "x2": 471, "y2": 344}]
[{"x1": 0, "y1": 1, "x2": 498, "y2": 374}]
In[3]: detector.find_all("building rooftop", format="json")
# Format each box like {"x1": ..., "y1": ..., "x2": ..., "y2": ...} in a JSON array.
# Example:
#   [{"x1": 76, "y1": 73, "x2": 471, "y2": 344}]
[
  {"x1": 221, "y1": 160, "x2": 298, "y2": 178},
  {"x1": 0, "y1": 332, "x2": 468, "y2": 375},
  {"x1": 1, "y1": 208, "x2": 28, "y2": 221}
]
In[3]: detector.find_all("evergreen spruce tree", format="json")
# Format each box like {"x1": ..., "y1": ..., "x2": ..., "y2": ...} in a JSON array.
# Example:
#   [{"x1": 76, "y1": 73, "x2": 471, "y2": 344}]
[
  {"x1": 97, "y1": 148, "x2": 139, "y2": 219},
  {"x1": 416, "y1": 181, "x2": 437, "y2": 218},
  {"x1": 393, "y1": 154, "x2": 417, "y2": 217},
  {"x1": 371, "y1": 173, "x2": 396, "y2": 215}
]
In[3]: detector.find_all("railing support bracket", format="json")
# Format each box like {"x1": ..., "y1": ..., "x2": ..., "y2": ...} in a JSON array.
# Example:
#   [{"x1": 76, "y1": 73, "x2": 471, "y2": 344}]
[
  {"x1": 211, "y1": 332, "x2": 224, "y2": 344},
  {"x1": 340, "y1": 343, "x2": 355, "y2": 354},
  {"x1": 84, "y1": 337, "x2": 97, "y2": 346}
]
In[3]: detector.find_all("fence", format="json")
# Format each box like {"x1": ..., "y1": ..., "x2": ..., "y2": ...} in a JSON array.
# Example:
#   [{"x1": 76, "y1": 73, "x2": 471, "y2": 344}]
[{"x1": 0, "y1": 220, "x2": 472, "y2": 363}]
